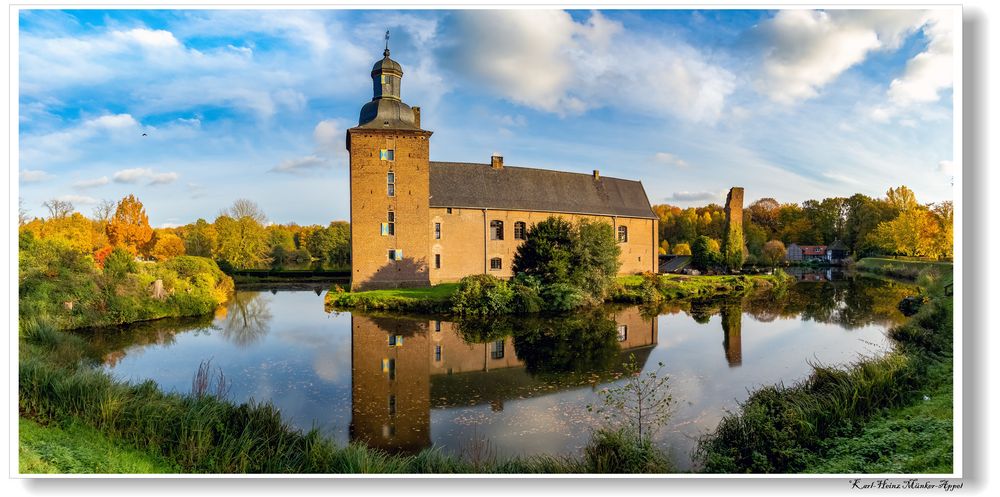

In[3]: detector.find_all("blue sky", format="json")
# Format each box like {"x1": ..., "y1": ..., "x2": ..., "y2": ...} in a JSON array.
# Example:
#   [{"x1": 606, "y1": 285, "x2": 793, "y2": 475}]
[{"x1": 17, "y1": 9, "x2": 956, "y2": 227}]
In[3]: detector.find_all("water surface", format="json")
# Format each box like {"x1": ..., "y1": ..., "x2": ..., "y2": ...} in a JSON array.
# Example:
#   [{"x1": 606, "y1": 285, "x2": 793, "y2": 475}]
[{"x1": 86, "y1": 273, "x2": 913, "y2": 470}]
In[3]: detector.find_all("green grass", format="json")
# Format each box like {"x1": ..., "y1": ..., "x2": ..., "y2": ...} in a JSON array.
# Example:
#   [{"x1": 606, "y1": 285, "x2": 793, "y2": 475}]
[
  {"x1": 19, "y1": 417, "x2": 180, "y2": 474},
  {"x1": 804, "y1": 360, "x2": 953, "y2": 473},
  {"x1": 325, "y1": 283, "x2": 459, "y2": 313},
  {"x1": 857, "y1": 258, "x2": 953, "y2": 281}
]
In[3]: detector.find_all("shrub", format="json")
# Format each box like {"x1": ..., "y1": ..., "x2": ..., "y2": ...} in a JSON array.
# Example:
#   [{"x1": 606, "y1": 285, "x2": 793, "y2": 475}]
[
  {"x1": 103, "y1": 248, "x2": 138, "y2": 281},
  {"x1": 540, "y1": 283, "x2": 587, "y2": 312},
  {"x1": 450, "y1": 274, "x2": 514, "y2": 316}
]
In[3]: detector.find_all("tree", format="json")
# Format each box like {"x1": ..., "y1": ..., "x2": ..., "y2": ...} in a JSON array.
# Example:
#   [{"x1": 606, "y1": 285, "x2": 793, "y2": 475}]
[
  {"x1": 106, "y1": 194, "x2": 153, "y2": 255},
  {"x1": 43, "y1": 199, "x2": 74, "y2": 219},
  {"x1": 184, "y1": 219, "x2": 217, "y2": 258},
  {"x1": 572, "y1": 219, "x2": 621, "y2": 300},
  {"x1": 872, "y1": 208, "x2": 941, "y2": 257},
  {"x1": 267, "y1": 225, "x2": 296, "y2": 264},
  {"x1": 672, "y1": 243, "x2": 691, "y2": 256},
  {"x1": 691, "y1": 236, "x2": 721, "y2": 271},
  {"x1": 152, "y1": 232, "x2": 186, "y2": 261},
  {"x1": 931, "y1": 201, "x2": 954, "y2": 260},
  {"x1": 512, "y1": 217, "x2": 576, "y2": 285},
  {"x1": 92, "y1": 199, "x2": 116, "y2": 224},
  {"x1": 214, "y1": 208, "x2": 270, "y2": 270},
  {"x1": 18, "y1": 198, "x2": 30, "y2": 226},
  {"x1": 659, "y1": 240, "x2": 670, "y2": 255},
  {"x1": 225, "y1": 198, "x2": 267, "y2": 224},
  {"x1": 762, "y1": 240, "x2": 786, "y2": 267},
  {"x1": 886, "y1": 185, "x2": 918, "y2": 212}
]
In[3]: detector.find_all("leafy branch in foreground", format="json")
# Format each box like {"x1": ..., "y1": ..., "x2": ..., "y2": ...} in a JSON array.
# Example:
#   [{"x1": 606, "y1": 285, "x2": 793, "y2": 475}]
[{"x1": 589, "y1": 354, "x2": 674, "y2": 441}]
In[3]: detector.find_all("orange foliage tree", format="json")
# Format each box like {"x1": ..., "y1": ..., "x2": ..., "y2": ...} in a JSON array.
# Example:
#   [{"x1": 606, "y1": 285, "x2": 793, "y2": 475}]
[
  {"x1": 106, "y1": 194, "x2": 153, "y2": 256},
  {"x1": 151, "y1": 232, "x2": 186, "y2": 261}
]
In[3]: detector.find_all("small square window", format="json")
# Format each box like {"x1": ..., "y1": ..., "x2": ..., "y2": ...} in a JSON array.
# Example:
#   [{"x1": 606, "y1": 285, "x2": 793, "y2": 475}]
[
  {"x1": 490, "y1": 257, "x2": 502, "y2": 271},
  {"x1": 380, "y1": 149, "x2": 395, "y2": 161},
  {"x1": 388, "y1": 249, "x2": 403, "y2": 261},
  {"x1": 446, "y1": 208, "x2": 453, "y2": 214}
]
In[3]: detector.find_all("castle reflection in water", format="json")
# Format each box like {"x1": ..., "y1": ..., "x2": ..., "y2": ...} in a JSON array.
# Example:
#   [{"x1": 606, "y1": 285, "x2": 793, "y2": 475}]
[{"x1": 348, "y1": 307, "x2": 661, "y2": 454}]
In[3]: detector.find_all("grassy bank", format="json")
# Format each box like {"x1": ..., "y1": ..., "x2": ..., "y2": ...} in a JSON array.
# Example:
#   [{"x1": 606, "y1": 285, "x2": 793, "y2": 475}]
[
  {"x1": 19, "y1": 232, "x2": 233, "y2": 331},
  {"x1": 857, "y1": 257, "x2": 952, "y2": 281},
  {"x1": 695, "y1": 269, "x2": 953, "y2": 473},
  {"x1": 326, "y1": 283, "x2": 459, "y2": 313},
  {"x1": 325, "y1": 273, "x2": 792, "y2": 315}
]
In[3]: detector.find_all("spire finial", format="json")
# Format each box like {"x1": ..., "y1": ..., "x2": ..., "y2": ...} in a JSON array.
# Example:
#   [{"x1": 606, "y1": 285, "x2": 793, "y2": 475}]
[{"x1": 384, "y1": 29, "x2": 390, "y2": 56}]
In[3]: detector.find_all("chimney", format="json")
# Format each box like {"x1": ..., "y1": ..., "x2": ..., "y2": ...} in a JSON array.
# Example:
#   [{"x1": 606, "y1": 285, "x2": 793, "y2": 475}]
[
  {"x1": 412, "y1": 106, "x2": 421, "y2": 128},
  {"x1": 593, "y1": 169, "x2": 600, "y2": 180},
  {"x1": 491, "y1": 154, "x2": 503, "y2": 170}
]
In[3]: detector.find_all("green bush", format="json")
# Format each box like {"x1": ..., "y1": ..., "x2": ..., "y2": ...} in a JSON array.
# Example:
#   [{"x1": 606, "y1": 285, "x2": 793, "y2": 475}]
[{"x1": 450, "y1": 274, "x2": 514, "y2": 316}]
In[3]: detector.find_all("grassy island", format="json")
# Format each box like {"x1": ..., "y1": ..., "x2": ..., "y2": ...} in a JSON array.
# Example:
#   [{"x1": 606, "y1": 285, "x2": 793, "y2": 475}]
[{"x1": 325, "y1": 272, "x2": 794, "y2": 315}]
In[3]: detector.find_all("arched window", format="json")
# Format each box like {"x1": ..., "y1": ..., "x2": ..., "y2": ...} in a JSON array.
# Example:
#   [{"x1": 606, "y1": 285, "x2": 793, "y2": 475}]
[
  {"x1": 490, "y1": 220, "x2": 504, "y2": 240},
  {"x1": 617, "y1": 225, "x2": 628, "y2": 243},
  {"x1": 514, "y1": 221, "x2": 527, "y2": 240},
  {"x1": 490, "y1": 257, "x2": 502, "y2": 271}
]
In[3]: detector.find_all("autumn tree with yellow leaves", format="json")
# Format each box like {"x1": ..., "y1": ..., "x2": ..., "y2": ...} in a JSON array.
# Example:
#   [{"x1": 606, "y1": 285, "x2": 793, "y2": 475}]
[{"x1": 106, "y1": 194, "x2": 153, "y2": 256}]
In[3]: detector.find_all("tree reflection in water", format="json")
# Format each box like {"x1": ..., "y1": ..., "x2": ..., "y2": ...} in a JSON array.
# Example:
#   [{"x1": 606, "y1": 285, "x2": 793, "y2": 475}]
[{"x1": 220, "y1": 291, "x2": 274, "y2": 347}]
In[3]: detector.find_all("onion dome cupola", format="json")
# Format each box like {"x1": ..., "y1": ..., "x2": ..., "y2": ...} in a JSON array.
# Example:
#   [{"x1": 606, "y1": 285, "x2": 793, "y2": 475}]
[{"x1": 357, "y1": 32, "x2": 421, "y2": 130}]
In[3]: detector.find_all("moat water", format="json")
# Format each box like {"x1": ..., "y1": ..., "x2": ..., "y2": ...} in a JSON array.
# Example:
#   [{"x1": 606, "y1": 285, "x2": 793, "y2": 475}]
[{"x1": 82, "y1": 272, "x2": 914, "y2": 470}]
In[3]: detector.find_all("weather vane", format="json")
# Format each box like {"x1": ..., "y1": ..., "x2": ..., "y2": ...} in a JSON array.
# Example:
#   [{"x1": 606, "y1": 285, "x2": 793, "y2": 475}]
[{"x1": 384, "y1": 29, "x2": 390, "y2": 54}]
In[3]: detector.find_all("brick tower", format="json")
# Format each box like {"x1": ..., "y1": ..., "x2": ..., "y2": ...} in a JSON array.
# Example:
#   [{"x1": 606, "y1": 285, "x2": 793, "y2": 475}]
[{"x1": 347, "y1": 41, "x2": 433, "y2": 290}]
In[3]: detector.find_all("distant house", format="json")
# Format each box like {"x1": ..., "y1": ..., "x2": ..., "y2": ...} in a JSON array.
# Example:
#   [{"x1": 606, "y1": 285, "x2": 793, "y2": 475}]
[
  {"x1": 786, "y1": 243, "x2": 828, "y2": 262},
  {"x1": 826, "y1": 240, "x2": 849, "y2": 263},
  {"x1": 786, "y1": 243, "x2": 802, "y2": 261}
]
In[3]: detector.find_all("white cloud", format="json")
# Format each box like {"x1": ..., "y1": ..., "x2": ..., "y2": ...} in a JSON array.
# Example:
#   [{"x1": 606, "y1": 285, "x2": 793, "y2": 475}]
[
  {"x1": 56, "y1": 194, "x2": 98, "y2": 205},
  {"x1": 938, "y1": 160, "x2": 955, "y2": 175},
  {"x1": 887, "y1": 10, "x2": 954, "y2": 106},
  {"x1": 112, "y1": 28, "x2": 181, "y2": 49},
  {"x1": 20, "y1": 169, "x2": 53, "y2": 183},
  {"x1": 113, "y1": 167, "x2": 154, "y2": 183},
  {"x1": 148, "y1": 172, "x2": 179, "y2": 185},
  {"x1": 821, "y1": 171, "x2": 863, "y2": 185},
  {"x1": 20, "y1": 113, "x2": 140, "y2": 166},
  {"x1": 73, "y1": 176, "x2": 110, "y2": 189},
  {"x1": 271, "y1": 155, "x2": 329, "y2": 175},
  {"x1": 112, "y1": 167, "x2": 178, "y2": 185},
  {"x1": 446, "y1": 10, "x2": 735, "y2": 123},
  {"x1": 652, "y1": 152, "x2": 689, "y2": 168},
  {"x1": 314, "y1": 119, "x2": 347, "y2": 153},
  {"x1": 752, "y1": 10, "x2": 935, "y2": 104},
  {"x1": 667, "y1": 191, "x2": 721, "y2": 202}
]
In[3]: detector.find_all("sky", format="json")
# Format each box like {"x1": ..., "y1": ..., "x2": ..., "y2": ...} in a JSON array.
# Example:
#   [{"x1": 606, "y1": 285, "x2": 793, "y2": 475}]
[{"x1": 16, "y1": 8, "x2": 957, "y2": 227}]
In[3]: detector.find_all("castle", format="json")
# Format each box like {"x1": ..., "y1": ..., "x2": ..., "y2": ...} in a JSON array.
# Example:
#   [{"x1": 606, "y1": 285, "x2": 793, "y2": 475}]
[{"x1": 347, "y1": 45, "x2": 658, "y2": 290}]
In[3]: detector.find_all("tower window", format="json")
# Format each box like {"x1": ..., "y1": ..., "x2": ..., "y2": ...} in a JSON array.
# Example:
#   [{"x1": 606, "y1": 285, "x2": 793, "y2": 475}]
[
  {"x1": 446, "y1": 208, "x2": 453, "y2": 214},
  {"x1": 388, "y1": 394, "x2": 396, "y2": 415},
  {"x1": 490, "y1": 220, "x2": 504, "y2": 240},
  {"x1": 434, "y1": 345, "x2": 442, "y2": 362},
  {"x1": 434, "y1": 222, "x2": 441, "y2": 239},
  {"x1": 387, "y1": 171, "x2": 395, "y2": 197},
  {"x1": 434, "y1": 253, "x2": 441, "y2": 269},
  {"x1": 618, "y1": 226, "x2": 628, "y2": 243},
  {"x1": 380, "y1": 149, "x2": 395, "y2": 161},
  {"x1": 388, "y1": 249, "x2": 403, "y2": 261},
  {"x1": 514, "y1": 221, "x2": 527, "y2": 240},
  {"x1": 617, "y1": 325, "x2": 628, "y2": 342},
  {"x1": 434, "y1": 320, "x2": 442, "y2": 332},
  {"x1": 490, "y1": 257, "x2": 502, "y2": 271},
  {"x1": 387, "y1": 211, "x2": 395, "y2": 236}
]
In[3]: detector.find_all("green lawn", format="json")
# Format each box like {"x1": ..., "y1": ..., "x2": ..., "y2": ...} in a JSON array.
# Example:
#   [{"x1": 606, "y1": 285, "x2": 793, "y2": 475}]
[
  {"x1": 19, "y1": 417, "x2": 180, "y2": 474},
  {"x1": 857, "y1": 258, "x2": 953, "y2": 281}
]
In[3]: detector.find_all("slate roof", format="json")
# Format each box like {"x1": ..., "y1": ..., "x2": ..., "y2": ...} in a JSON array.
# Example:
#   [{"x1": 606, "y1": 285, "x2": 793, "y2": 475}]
[{"x1": 428, "y1": 162, "x2": 657, "y2": 219}]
